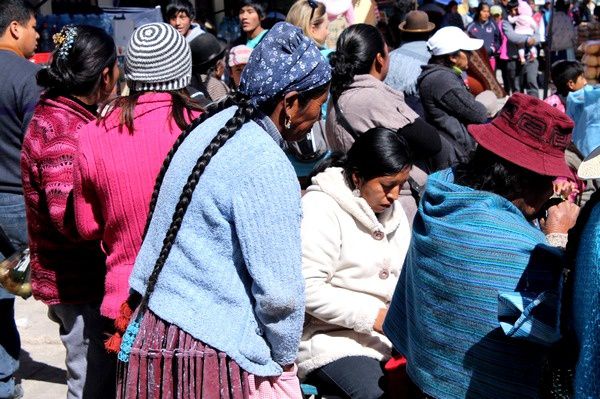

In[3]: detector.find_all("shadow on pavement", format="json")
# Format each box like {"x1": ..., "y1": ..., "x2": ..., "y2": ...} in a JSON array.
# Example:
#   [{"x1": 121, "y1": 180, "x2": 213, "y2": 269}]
[{"x1": 15, "y1": 349, "x2": 66, "y2": 385}]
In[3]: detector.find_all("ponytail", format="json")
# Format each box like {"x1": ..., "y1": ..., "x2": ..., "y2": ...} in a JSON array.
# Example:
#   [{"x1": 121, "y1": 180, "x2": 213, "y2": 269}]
[{"x1": 330, "y1": 24, "x2": 385, "y2": 100}]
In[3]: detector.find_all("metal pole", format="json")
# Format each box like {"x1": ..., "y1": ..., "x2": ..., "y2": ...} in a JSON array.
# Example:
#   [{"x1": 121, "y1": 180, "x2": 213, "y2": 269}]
[{"x1": 543, "y1": 0, "x2": 556, "y2": 99}]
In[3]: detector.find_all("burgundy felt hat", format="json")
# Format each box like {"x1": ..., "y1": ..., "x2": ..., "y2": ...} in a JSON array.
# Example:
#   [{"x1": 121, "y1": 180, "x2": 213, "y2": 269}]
[{"x1": 468, "y1": 93, "x2": 574, "y2": 177}]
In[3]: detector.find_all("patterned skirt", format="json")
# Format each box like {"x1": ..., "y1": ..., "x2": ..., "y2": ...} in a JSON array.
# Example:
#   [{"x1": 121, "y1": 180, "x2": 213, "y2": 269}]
[{"x1": 116, "y1": 310, "x2": 249, "y2": 399}]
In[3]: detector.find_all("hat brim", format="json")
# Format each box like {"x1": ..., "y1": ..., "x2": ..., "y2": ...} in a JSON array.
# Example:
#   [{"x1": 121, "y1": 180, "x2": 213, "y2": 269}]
[
  {"x1": 460, "y1": 38, "x2": 484, "y2": 52},
  {"x1": 578, "y1": 146, "x2": 600, "y2": 179},
  {"x1": 192, "y1": 44, "x2": 227, "y2": 69},
  {"x1": 399, "y1": 21, "x2": 435, "y2": 32},
  {"x1": 468, "y1": 122, "x2": 572, "y2": 177},
  {"x1": 434, "y1": 37, "x2": 484, "y2": 55}
]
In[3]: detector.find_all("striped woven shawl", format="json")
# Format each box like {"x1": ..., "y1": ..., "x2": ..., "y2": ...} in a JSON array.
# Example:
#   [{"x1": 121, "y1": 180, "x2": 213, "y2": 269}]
[{"x1": 384, "y1": 169, "x2": 563, "y2": 399}]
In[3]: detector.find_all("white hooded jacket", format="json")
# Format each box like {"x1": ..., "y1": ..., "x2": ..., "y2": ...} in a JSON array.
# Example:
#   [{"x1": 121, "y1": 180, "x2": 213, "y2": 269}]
[{"x1": 296, "y1": 167, "x2": 411, "y2": 377}]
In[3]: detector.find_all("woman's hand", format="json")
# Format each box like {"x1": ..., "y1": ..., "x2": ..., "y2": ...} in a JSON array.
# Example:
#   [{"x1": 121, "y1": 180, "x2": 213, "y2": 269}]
[
  {"x1": 540, "y1": 201, "x2": 580, "y2": 234},
  {"x1": 282, "y1": 364, "x2": 295, "y2": 372},
  {"x1": 373, "y1": 308, "x2": 388, "y2": 334},
  {"x1": 553, "y1": 178, "x2": 579, "y2": 202}
]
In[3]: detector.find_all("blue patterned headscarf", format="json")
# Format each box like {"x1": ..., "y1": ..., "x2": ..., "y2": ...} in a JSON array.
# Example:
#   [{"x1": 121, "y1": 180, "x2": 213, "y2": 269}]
[{"x1": 239, "y1": 22, "x2": 332, "y2": 107}]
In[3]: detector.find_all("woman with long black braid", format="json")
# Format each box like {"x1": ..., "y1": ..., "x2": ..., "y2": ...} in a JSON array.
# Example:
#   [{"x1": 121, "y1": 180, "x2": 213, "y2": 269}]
[{"x1": 116, "y1": 22, "x2": 331, "y2": 398}]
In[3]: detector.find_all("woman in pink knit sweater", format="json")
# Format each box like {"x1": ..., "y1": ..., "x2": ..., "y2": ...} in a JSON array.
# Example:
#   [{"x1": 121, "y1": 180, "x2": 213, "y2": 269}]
[
  {"x1": 21, "y1": 25, "x2": 119, "y2": 398},
  {"x1": 72, "y1": 23, "x2": 203, "y2": 325}
]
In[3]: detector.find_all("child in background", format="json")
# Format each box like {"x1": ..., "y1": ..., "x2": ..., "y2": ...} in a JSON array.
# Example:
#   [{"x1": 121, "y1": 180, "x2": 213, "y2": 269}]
[
  {"x1": 545, "y1": 60, "x2": 587, "y2": 113},
  {"x1": 508, "y1": 0, "x2": 538, "y2": 64},
  {"x1": 545, "y1": 60, "x2": 589, "y2": 204},
  {"x1": 227, "y1": 44, "x2": 252, "y2": 89}
]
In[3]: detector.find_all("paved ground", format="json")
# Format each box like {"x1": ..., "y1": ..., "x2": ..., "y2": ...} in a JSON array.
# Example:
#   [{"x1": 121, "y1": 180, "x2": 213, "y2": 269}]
[{"x1": 14, "y1": 297, "x2": 67, "y2": 398}]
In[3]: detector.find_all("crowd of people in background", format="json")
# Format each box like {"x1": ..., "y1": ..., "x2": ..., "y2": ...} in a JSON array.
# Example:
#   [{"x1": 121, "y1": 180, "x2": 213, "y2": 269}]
[{"x1": 1, "y1": 0, "x2": 600, "y2": 398}]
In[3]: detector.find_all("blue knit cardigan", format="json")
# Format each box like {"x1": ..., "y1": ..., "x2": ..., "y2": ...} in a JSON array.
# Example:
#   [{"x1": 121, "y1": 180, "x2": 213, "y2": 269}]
[
  {"x1": 128, "y1": 106, "x2": 305, "y2": 377},
  {"x1": 384, "y1": 169, "x2": 564, "y2": 399}
]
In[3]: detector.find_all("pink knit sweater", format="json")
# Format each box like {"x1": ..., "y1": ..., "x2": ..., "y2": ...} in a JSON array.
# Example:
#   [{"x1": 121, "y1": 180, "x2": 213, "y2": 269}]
[
  {"x1": 73, "y1": 92, "x2": 200, "y2": 318},
  {"x1": 21, "y1": 95, "x2": 106, "y2": 305}
]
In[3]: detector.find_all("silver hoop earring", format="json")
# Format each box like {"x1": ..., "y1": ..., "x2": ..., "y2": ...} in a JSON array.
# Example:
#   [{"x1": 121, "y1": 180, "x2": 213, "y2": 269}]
[
  {"x1": 352, "y1": 188, "x2": 361, "y2": 197},
  {"x1": 284, "y1": 117, "x2": 291, "y2": 130}
]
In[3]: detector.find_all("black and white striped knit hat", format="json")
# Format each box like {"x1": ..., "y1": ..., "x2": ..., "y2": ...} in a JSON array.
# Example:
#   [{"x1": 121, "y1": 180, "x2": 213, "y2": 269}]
[{"x1": 125, "y1": 23, "x2": 192, "y2": 91}]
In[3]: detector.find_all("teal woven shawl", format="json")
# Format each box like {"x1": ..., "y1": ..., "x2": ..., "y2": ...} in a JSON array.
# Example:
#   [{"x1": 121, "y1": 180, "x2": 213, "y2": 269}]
[{"x1": 384, "y1": 169, "x2": 564, "y2": 399}]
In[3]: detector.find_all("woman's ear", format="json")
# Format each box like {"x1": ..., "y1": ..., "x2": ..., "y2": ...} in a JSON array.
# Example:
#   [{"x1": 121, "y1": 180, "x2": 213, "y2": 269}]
[
  {"x1": 283, "y1": 90, "x2": 301, "y2": 121},
  {"x1": 351, "y1": 172, "x2": 362, "y2": 189},
  {"x1": 448, "y1": 53, "x2": 459, "y2": 65},
  {"x1": 374, "y1": 52, "x2": 385, "y2": 73},
  {"x1": 101, "y1": 66, "x2": 111, "y2": 87}
]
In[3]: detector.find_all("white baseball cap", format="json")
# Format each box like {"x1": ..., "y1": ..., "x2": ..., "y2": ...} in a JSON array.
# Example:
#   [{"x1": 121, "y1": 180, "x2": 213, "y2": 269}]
[{"x1": 427, "y1": 26, "x2": 484, "y2": 56}]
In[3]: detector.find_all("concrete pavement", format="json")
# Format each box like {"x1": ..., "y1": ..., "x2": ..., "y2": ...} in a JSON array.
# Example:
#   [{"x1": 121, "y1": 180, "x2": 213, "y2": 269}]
[{"x1": 14, "y1": 297, "x2": 67, "y2": 398}]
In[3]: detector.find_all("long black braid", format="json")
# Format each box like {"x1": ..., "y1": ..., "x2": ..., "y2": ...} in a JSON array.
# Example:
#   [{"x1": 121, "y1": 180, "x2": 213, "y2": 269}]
[{"x1": 138, "y1": 93, "x2": 256, "y2": 315}]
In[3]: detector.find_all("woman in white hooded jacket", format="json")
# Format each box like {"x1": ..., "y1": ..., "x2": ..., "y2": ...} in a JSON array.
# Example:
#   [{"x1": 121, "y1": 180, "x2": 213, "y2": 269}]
[{"x1": 297, "y1": 127, "x2": 427, "y2": 398}]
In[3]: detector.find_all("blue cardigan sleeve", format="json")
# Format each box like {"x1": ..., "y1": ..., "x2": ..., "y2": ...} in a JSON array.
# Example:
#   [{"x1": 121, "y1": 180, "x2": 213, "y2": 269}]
[{"x1": 232, "y1": 157, "x2": 305, "y2": 366}]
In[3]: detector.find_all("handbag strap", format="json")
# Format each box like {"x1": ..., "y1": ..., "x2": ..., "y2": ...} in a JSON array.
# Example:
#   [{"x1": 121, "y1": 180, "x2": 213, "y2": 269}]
[
  {"x1": 407, "y1": 176, "x2": 423, "y2": 203},
  {"x1": 333, "y1": 98, "x2": 360, "y2": 141}
]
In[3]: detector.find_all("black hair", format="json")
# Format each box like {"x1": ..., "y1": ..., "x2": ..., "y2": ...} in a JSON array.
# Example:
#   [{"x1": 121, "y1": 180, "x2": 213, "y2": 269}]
[
  {"x1": 240, "y1": 0, "x2": 266, "y2": 18},
  {"x1": 454, "y1": 147, "x2": 553, "y2": 200},
  {"x1": 555, "y1": 0, "x2": 568, "y2": 13},
  {"x1": 330, "y1": 24, "x2": 386, "y2": 100},
  {"x1": 37, "y1": 25, "x2": 117, "y2": 97},
  {"x1": 137, "y1": 82, "x2": 328, "y2": 314},
  {"x1": 551, "y1": 60, "x2": 585, "y2": 96},
  {"x1": 474, "y1": 2, "x2": 490, "y2": 22},
  {"x1": 0, "y1": 0, "x2": 35, "y2": 34},
  {"x1": 446, "y1": 0, "x2": 459, "y2": 10},
  {"x1": 311, "y1": 127, "x2": 413, "y2": 186},
  {"x1": 165, "y1": 0, "x2": 195, "y2": 20},
  {"x1": 429, "y1": 50, "x2": 461, "y2": 67},
  {"x1": 401, "y1": 30, "x2": 433, "y2": 43}
]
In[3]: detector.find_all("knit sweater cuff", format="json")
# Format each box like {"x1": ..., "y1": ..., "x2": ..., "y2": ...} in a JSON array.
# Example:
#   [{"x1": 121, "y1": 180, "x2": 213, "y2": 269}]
[
  {"x1": 354, "y1": 307, "x2": 378, "y2": 334},
  {"x1": 546, "y1": 233, "x2": 568, "y2": 249}
]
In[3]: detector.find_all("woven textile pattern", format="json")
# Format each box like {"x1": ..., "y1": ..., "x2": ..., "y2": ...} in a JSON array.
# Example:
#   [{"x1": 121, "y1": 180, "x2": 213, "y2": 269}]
[{"x1": 384, "y1": 169, "x2": 564, "y2": 399}]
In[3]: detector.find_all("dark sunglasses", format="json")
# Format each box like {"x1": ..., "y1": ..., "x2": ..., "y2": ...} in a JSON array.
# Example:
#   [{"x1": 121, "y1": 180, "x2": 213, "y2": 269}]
[{"x1": 308, "y1": 0, "x2": 318, "y2": 21}]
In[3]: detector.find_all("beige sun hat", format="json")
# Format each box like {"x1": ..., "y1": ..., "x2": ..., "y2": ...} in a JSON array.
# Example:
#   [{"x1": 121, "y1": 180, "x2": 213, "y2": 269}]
[{"x1": 578, "y1": 146, "x2": 600, "y2": 179}]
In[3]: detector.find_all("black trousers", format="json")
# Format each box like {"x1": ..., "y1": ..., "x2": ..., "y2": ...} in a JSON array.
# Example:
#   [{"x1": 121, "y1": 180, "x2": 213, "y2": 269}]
[{"x1": 305, "y1": 355, "x2": 387, "y2": 399}]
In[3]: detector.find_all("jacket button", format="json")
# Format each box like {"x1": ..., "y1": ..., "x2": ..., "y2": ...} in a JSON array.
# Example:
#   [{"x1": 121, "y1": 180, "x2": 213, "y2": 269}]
[
  {"x1": 372, "y1": 231, "x2": 384, "y2": 240},
  {"x1": 379, "y1": 269, "x2": 390, "y2": 280}
]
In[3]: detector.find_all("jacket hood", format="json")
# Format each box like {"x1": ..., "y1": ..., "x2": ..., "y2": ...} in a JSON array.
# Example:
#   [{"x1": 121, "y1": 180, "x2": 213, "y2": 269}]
[
  {"x1": 417, "y1": 63, "x2": 456, "y2": 87},
  {"x1": 306, "y1": 167, "x2": 405, "y2": 238}
]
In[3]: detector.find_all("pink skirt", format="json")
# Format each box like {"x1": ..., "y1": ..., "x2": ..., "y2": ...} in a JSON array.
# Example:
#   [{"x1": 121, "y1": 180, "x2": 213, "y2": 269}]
[{"x1": 116, "y1": 310, "x2": 249, "y2": 399}]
